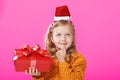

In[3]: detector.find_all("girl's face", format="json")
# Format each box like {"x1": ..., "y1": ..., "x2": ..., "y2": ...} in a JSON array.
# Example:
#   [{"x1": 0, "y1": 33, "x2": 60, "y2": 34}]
[{"x1": 52, "y1": 25, "x2": 74, "y2": 50}]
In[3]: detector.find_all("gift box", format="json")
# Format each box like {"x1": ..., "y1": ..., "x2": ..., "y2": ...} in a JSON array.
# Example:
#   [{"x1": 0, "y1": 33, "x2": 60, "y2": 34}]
[{"x1": 14, "y1": 44, "x2": 52, "y2": 72}]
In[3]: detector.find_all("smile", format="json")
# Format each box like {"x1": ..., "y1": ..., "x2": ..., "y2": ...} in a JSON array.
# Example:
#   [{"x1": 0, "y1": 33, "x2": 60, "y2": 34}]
[{"x1": 60, "y1": 43, "x2": 67, "y2": 45}]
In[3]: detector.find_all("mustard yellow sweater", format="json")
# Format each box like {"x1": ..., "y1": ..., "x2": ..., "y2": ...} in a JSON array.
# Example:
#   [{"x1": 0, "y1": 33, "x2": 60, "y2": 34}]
[{"x1": 32, "y1": 52, "x2": 86, "y2": 80}]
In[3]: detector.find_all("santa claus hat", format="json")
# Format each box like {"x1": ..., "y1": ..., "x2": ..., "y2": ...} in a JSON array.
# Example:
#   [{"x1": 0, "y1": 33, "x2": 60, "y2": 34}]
[{"x1": 54, "y1": 5, "x2": 71, "y2": 21}]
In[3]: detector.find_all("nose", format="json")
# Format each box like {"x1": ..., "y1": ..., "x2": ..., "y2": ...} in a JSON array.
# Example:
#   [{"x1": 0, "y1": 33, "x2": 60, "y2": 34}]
[{"x1": 61, "y1": 35, "x2": 66, "y2": 41}]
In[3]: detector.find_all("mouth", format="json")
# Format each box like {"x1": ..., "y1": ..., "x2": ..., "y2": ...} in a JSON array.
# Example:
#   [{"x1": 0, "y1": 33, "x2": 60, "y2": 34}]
[{"x1": 60, "y1": 43, "x2": 67, "y2": 45}]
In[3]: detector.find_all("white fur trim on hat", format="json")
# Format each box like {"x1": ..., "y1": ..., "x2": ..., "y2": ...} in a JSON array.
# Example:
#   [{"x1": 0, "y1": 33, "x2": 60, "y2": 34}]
[{"x1": 54, "y1": 16, "x2": 71, "y2": 21}]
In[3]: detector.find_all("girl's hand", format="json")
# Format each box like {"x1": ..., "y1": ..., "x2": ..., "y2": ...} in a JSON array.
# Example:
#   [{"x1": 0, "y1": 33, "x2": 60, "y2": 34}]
[
  {"x1": 25, "y1": 67, "x2": 41, "y2": 77},
  {"x1": 56, "y1": 46, "x2": 66, "y2": 63}
]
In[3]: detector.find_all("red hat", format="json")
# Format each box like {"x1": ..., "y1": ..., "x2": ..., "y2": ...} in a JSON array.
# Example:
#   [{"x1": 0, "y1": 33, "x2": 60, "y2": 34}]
[{"x1": 54, "y1": 5, "x2": 71, "y2": 21}]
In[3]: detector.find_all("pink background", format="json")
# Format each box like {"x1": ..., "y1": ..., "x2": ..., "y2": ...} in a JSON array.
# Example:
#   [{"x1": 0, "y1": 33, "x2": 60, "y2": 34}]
[{"x1": 0, "y1": 0, "x2": 120, "y2": 80}]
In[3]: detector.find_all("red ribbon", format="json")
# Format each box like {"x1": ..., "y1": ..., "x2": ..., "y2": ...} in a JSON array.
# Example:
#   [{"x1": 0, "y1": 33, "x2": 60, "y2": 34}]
[{"x1": 13, "y1": 44, "x2": 49, "y2": 60}]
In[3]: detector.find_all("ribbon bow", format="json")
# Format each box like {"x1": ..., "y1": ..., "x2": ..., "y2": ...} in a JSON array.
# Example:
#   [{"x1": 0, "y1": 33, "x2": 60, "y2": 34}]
[{"x1": 13, "y1": 44, "x2": 49, "y2": 60}]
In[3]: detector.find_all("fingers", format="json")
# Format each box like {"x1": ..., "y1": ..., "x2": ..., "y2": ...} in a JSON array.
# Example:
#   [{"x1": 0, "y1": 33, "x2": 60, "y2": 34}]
[
  {"x1": 29, "y1": 67, "x2": 32, "y2": 74},
  {"x1": 32, "y1": 67, "x2": 35, "y2": 74},
  {"x1": 56, "y1": 46, "x2": 66, "y2": 55},
  {"x1": 25, "y1": 67, "x2": 41, "y2": 76},
  {"x1": 25, "y1": 67, "x2": 32, "y2": 75},
  {"x1": 36, "y1": 68, "x2": 41, "y2": 76},
  {"x1": 61, "y1": 46, "x2": 66, "y2": 54},
  {"x1": 25, "y1": 70, "x2": 28, "y2": 74},
  {"x1": 63, "y1": 47, "x2": 66, "y2": 53}
]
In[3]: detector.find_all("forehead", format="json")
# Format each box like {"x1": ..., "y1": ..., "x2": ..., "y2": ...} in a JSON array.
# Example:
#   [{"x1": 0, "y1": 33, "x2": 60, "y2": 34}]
[{"x1": 53, "y1": 25, "x2": 73, "y2": 33}]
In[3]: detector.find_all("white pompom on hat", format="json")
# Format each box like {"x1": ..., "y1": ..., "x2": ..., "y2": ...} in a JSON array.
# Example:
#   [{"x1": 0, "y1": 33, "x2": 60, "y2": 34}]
[{"x1": 54, "y1": 5, "x2": 71, "y2": 21}]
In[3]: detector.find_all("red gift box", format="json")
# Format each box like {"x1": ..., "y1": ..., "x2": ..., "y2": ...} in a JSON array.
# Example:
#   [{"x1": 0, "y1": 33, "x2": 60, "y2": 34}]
[{"x1": 14, "y1": 44, "x2": 52, "y2": 72}]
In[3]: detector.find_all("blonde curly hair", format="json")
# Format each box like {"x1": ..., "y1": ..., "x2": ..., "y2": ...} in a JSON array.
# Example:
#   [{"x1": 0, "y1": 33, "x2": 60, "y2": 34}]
[{"x1": 44, "y1": 20, "x2": 76, "y2": 62}]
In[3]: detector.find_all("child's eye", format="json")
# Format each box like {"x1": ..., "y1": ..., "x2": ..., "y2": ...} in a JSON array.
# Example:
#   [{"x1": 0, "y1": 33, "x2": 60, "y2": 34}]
[
  {"x1": 56, "y1": 34, "x2": 61, "y2": 37},
  {"x1": 66, "y1": 34, "x2": 70, "y2": 36}
]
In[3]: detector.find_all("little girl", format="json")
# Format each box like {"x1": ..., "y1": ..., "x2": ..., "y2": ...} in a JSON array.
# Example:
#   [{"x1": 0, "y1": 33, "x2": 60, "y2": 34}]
[{"x1": 25, "y1": 5, "x2": 86, "y2": 80}]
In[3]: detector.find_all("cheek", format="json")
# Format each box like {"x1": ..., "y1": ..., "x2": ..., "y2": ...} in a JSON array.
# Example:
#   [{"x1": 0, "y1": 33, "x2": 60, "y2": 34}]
[
  {"x1": 53, "y1": 37, "x2": 58, "y2": 41},
  {"x1": 67, "y1": 37, "x2": 73, "y2": 42},
  {"x1": 67, "y1": 38, "x2": 73, "y2": 45},
  {"x1": 52, "y1": 37, "x2": 59, "y2": 44}
]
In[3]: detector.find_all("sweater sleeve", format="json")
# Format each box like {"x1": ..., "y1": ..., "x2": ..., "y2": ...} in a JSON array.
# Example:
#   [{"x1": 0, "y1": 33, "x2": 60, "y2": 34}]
[
  {"x1": 59, "y1": 53, "x2": 86, "y2": 80},
  {"x1": 32, "y1": 75, "x2": 44, "y2": 80}
]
